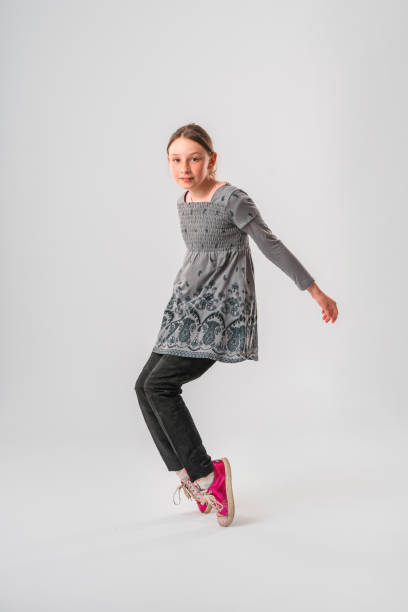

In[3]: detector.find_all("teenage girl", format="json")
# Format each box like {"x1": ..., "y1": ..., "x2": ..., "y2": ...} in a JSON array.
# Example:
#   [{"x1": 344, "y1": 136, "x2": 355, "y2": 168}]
[{"x1": 135, "y1": 123, "x2": 338, "y2": 528}]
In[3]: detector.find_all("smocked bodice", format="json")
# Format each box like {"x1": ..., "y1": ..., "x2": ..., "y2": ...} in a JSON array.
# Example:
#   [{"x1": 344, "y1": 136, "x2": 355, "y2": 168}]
[{"x1": 177, "y1": 201, "x2": 249, "y2": 253}]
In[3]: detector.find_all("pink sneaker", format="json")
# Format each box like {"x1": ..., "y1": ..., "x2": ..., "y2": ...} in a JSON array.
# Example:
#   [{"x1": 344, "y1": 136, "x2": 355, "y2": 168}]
[
  {"x1": 196, "y1": 458, "x2": 235, "y2": 527},
  {"x1": 173, "y1": 478, "x2": 212, "y2": 514}
]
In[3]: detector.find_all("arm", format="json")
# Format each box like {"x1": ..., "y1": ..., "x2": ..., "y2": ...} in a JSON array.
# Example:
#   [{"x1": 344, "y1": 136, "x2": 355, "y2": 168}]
[
  {"x1": 226, "y1": 188, "x2": 315, "y2": 290},
  {"x1": 245, "y1": 215, "x2": 338, "y2": 321},
  {"x1": 242, "y1": 212, "x2": 315, "y2": 291},
  {"x1": 226, "y1": 188, "x2": 339, "y2": 322}
]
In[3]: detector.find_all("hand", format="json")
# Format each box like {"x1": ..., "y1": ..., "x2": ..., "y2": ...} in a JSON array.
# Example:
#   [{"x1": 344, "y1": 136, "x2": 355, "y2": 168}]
[{"x1": 307, "y1": 282, "x2": 338, "y2": 323}]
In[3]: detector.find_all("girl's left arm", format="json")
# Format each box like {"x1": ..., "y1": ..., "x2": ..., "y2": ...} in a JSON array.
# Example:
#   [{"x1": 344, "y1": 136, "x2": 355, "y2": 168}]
[
  {"x1": 245, "y1": 217, "x2": 338, "y2": 323},
  {"x1": 225, "y1": 189, "x2": 338, "y2": 323},
  {"x1": 243, "y1": 213, "x2": 315, "y2": 291}
]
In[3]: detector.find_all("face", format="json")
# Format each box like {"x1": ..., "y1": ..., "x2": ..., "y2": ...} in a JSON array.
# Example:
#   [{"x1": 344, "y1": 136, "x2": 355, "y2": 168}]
[{"x1": 168, "y1": 137, "x2": 217, "y2": 190}]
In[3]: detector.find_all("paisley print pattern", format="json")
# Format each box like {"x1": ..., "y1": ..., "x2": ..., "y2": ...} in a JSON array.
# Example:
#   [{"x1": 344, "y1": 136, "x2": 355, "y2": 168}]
[{"x1": 154, "y1": 280, "x2": 257, "y2": 363}]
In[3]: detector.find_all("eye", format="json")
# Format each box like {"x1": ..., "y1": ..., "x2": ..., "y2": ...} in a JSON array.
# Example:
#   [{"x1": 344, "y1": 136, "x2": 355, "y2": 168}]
[{"x1": 192, "y1": 157, "x2": 201, "y2": 162}]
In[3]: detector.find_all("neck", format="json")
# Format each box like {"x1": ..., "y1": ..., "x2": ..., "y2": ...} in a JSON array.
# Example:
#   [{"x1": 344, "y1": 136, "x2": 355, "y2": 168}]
[{"x1": 187, "y1": 178, "x2": 218, "y2": 202}]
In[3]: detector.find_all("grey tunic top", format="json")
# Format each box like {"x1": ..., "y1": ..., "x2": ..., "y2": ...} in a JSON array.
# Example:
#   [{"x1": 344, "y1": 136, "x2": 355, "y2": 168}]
[{"x1": 151, "y1": 182, "x2": 315, "y2": 363}]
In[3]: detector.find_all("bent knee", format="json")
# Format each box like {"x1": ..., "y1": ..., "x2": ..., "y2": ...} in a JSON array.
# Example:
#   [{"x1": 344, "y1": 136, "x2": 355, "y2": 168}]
[
  {"x1": 144, "y1": 375, "x2": 177, "y2": 398},
  {"x1": 134, "y1": 374, "x2": 147, "y2": 395}
]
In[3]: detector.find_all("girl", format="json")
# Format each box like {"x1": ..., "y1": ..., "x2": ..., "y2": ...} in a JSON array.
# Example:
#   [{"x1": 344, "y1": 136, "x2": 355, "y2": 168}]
[{"x1": 135, "y1": 123, "x2": 338, "y2": 528}]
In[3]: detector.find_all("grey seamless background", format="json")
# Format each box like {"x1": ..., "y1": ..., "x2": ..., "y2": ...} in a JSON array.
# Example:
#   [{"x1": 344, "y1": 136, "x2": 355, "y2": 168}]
[{"x1": 1, "y1": 1, "x2": 407, "y2": 611}]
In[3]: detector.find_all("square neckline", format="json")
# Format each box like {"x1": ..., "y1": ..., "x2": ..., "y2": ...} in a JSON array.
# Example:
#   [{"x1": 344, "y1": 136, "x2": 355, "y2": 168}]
[{"x1": 183, "y1": 182, "x2": 230, "y2": 204}]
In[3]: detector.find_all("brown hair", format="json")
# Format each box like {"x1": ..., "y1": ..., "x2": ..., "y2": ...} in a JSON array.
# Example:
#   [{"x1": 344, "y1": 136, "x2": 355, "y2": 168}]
[{"x1": 167, "y1": 123, "x2": 217, "y2": 180}]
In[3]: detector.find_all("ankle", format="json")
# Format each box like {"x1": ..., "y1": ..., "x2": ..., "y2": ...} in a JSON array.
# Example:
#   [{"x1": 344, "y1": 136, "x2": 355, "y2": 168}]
[
  {"x1": 194, "y1": 471, "x2": 215, "y2": 491},
  {"x1": 176, "y1": 468, "x2": 189, "y2": 482}
]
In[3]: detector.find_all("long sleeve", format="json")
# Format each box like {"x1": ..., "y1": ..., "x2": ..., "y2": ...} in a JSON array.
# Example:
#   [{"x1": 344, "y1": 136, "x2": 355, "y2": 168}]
[{"x1": 226, "y1": 188, "x2": 315, "y2": 291}]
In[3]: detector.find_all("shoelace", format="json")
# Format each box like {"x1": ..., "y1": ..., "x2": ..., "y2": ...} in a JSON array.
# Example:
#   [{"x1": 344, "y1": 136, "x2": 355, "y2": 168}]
[
  {"x1": 172, "y1": 479, "x2": 224, "y2": 513},
  {"x1": 173, "y1": 481, "x2": 193, "y2": 505},
  {"x1": 197, "y1": 490, "x2": 224, "y2": 513}
]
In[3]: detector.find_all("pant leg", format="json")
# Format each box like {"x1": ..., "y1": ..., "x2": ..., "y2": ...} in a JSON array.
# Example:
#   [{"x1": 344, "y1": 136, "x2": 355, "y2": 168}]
[
  {"x1": 143, "y1": 353, "x2": 216, "y2": 482},
  {"x1": 135, "y1": 351, "x2": 184, "y2": 471}
]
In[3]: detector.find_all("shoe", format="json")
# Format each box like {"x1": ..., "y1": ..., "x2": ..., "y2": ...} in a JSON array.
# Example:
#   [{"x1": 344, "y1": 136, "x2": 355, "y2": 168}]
[
  {"x1": 173, "y1": 478, "x2": 212, "y2": 514},
  {"x1": 196, "y1": 457, "x2": 235, "y2": 527}
]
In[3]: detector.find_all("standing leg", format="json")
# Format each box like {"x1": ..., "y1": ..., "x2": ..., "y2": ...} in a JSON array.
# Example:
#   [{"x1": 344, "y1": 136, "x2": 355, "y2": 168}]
[
  {"x1": 135, "y1": 351, "x2": 184, "y2": 471},
  {"x1": 143, "y1": 353, "x2": 216, "y2": 482}
]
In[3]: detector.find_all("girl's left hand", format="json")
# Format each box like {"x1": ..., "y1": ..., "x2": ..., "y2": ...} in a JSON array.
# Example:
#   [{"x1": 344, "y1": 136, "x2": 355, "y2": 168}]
[
  {"x1": 319, "y1": 295, "x2": 338, "y2": 323},
  {"x1": 307, "y1": 283, "x2": 338, "y2": 323}
]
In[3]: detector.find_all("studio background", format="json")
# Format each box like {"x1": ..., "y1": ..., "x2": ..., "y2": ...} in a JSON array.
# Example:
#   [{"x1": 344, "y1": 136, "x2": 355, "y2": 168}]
[{"x1": 1, "y1": 1, "x2": 407, "y2": 610}]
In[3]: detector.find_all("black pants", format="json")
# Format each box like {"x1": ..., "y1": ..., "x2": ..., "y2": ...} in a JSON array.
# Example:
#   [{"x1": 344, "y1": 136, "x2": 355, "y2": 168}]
[{"x1": 134, "y1": 350, "x2": 217, "y2": 482}]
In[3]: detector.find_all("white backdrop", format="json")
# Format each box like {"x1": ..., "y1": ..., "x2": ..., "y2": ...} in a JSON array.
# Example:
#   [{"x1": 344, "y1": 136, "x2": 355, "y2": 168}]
[{"x1": 1, "y1": 1, "x2": 407, "y2": 610}]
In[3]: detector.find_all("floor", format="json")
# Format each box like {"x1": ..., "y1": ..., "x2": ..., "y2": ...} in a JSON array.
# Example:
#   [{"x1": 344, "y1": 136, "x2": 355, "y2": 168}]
[{"x1": 1, "y1": 429, "x2": 406, "y2": 611}]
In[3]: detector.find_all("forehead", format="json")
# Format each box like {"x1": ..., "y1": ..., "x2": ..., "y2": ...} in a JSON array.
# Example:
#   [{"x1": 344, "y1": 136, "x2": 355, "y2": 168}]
[{"x1": 168, "y1": 138, "x2": 206, "y2": 156}]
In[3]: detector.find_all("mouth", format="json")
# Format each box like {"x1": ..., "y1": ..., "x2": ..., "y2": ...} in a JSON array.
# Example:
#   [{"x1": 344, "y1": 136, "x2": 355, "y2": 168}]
[{"x1": 181, "y1": 177, "x2": 193, "y2": 182}]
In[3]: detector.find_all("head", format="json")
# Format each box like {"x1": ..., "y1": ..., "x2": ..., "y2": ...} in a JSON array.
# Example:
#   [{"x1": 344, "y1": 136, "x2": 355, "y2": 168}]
[{"x1": 167, "y1": 123, "x2": 218, "y2": 191}]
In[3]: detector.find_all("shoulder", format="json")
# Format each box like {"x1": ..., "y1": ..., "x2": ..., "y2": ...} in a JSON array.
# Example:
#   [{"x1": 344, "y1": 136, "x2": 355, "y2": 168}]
[
  {"x1": 222, "y1": 186, "x2": 260, "y2": 228},
  {"x1": 220, "y1": 184, "x2": 251, "y2": 204},
  {"x1": 223, "y1": 185, "x2": 256, "y2": 209},
  {"x1": 226, "y1": 186, "x2": 250, "y2": 200}
]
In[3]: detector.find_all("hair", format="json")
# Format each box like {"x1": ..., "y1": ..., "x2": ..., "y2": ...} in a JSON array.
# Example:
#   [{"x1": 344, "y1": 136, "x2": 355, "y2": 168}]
[{"x1": 166, "y1": 123, "x2": 217, "y2": 180}]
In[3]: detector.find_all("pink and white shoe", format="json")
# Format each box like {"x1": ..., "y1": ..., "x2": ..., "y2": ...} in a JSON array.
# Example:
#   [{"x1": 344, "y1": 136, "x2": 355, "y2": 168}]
[
  {"x1": 173, "y1": 478, "x2": 212, "y2": 514},
  {"x1": 196, "y1": 457, "x2": 235, "y2": 527}
]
